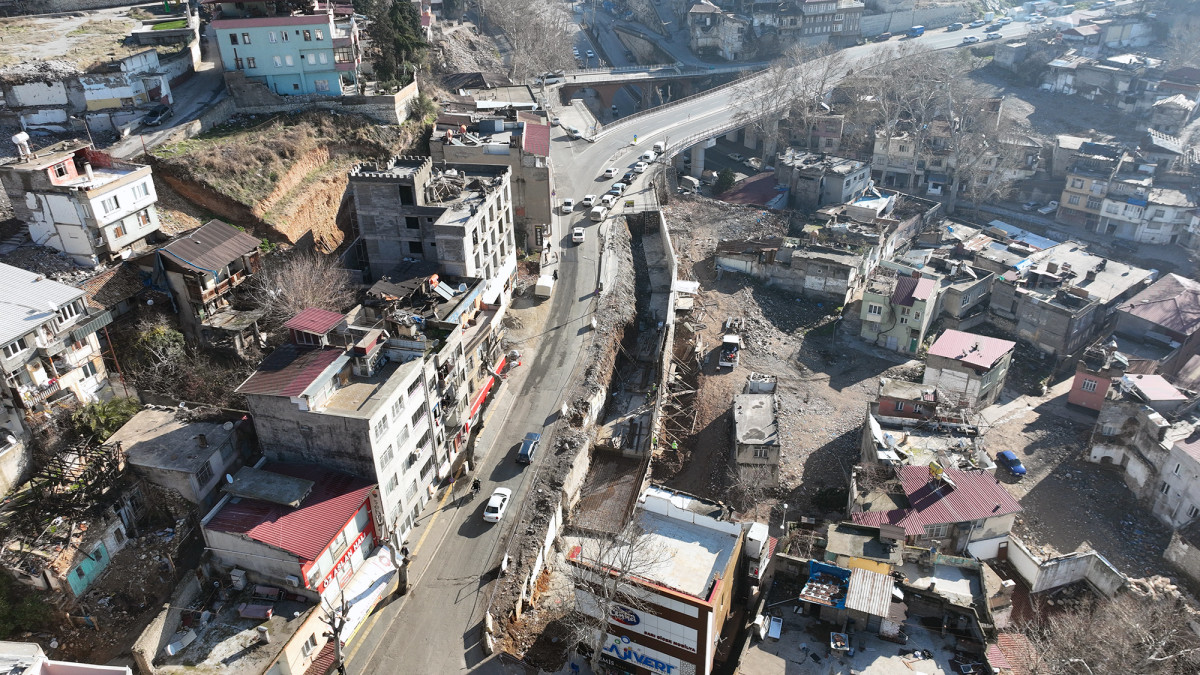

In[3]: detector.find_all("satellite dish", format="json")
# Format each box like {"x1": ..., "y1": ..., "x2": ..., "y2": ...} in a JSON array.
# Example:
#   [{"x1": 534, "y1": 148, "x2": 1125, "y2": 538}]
[
  {"x1": 457, "y1": 283, "x2": 468, "y2": 293},
  {"x1": 226, "y1": 474, "x2": 234, "y2": 484},
  {"x1": 223, "y1": 421, "x2": 234, "y2": 431}
]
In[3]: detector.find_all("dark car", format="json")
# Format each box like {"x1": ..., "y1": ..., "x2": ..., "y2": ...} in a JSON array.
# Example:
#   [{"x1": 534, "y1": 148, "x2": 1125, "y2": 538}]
[
  {"x1": 947, "y1": 22, "x2": 964, "y2": 31},
  {"x1": 622, "y1": 171, "x2": 636, "y2": 183},
  {"x1": 517, "y1": 432, "x2": 541, "y2": 463},
  {"x1": 142, "y1": 103, "x2": 173, "y2": 126},
  {"x1": 873, "y1": 32, "x2": 893, "y2": 42},
  {"x1": 996, "y1": 450, "x2": 1027, "y2": 478}
]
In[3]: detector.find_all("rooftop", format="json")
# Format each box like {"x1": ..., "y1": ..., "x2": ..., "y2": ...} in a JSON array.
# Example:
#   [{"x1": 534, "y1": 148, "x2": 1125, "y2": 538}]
[
  {"x1": 1121, "y1": 373, "x2": 1187, "y2": 403},
  {"x1": 235, "y1": 345, "x2": 349, "y2": 398},
  {"x1": 1118, "y1": 273, "x2": 1200, "y2": 337},
  {"x1": 1012, "y1": 243, "x2": 1153, "y2": 307},
  {"x1": 863, "y1": 414, "x2": 990, "y2": 470},
  {"x1": 108, "y1": 408, "x2": 238, "y2": 476},
  {"x1": 777, "y1": 149, "x2": 866, "y2": 176},
  {"x1": 928, "y1": 329, "x2": 1015, "y2": 370},
  {"x1": 0, "y1": 262, "x2": 87, "y2": 346},
  {"x1": 157, "y1": 220, "x2": 260, "y2": 277},
  {"x1": 852, "y1": 465, "x2": 1022, "y2": 535},
  {"x1": 1, "y1": 142, "x2": 146, "y2": 192},
  {"x1": 204, "y1": 463, "x2": 373, "y2": 561},
  {"x1": 284, "y1": 307, "x2": 346, "y2": 335},
  {"x1": 824, "y1": 523, "x2": 903, "y2": 565},
  {"x1": 77, "y1": 264, "x2": 145, "y2": 312},
  {"x1": 733, "y1": 394, "x2": 779, "y2": 446},
  {"x1": 321, "y1": 357, "x2": 422, "y2": 419},
  {"x1": 892, "y1": 275, "x2": 937, "y2": 307}
]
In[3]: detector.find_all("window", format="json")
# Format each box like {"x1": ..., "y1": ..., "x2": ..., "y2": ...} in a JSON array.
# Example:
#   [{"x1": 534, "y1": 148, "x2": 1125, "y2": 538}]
[
  {"x1": 923, "y1": 522, "x2": 950, "y2": 539},
  {"x1": 899, "y1": 144, "x2": 909, "y2": 153},
  {"x1": 867, "y1": 304, "x2": 883, "y2": 316},
  {"x1": 404, "y1": 480, "x2": 418, "y2": 501},
  {"x1": 899, "y1": 316, "x2": 909, "y2": 325},
  {"x1": 335, "y1": 47, "x2": 354, "y2": 63},
  {"x1": 408, "y1": 380, "x2": 422, "y2": 396},
  {"x1": 408, "y1": 240, "x2": 423, "y2": 255},
  {"x1": 306, "y1": 53, "x2": 318, "y2": 65},
  {"x1": 80, "y1": 360, "x2": 98, "y2": 380},
  {"x1": 330, "y1": 530, "x2": 348, "y2": 557},
  {"x1": 234, "y1": 57, "x2": 244, "y2": 70},
  {"x1": 900, "y1": 307, "x2": 910, "y2": 316},
  {"x1": 246, "y1": 57, "x2": 257, "y2": 69},
  {"x1": 387, "y1": 473, "x2": 399, "y2": 493},
  {"x1": 3, "y1": 337, "x2": 27, "y2": 359},
  {"x1": 241, "y1": 33, "x2": 251, "y2": 44},
  {"x1": 1106, "y1": 204, "x2": 1119, "y2": 214},
  {"x1": 315, "y1": 29, "x2": 324, "y2": 40},
  {"x1": 394, "y1": 424, "x2": 409, "y2": 447},
  {"x1": 229, "y1": 33, "x2": 238, "y2": 45},
  {"x1": 285, "y1": 55, "x2": 295, "y2": 66},
  {"x1": 100, "y1": 195, "x2": 119, "y2": 213},
  {"x1": 1190, "y1": 505, "x2": 1200, "y2": 519},
  {"x1": 374, "y1": 416, "x2": 389, "y2": 438},
  {"x1": 282, "y1": 30, "x2": 289, "y2": 42},
  {"x1": 302, "y1": 634, "x2": 318, "y2": 657},
  {"x1": 76, "y1": 567, "x2": 86, "y2": 578},
  {"x1": 314, "y1": 78, "x2": 330, "y2": 91},
  {"x1": 405, "y1": 216, "x2": 420, "y2": 230},
  {"x1": 1174, "y1": 463, "x2": 1182, "y2": 476},
  {"x1": 112, "y1": 224, "x2": 126, "y2": 239},
  {"x1": 1068, "y1": 195, "x2": 1081, "y2": 205},
  {"x1": 411, "y1": 404, "x2": 426, "y2": 427},
  {"x1": 269, "y1": 31, "x2": 277, "y2": 43},
  {"x1": 133, "y1": 182, "x2": 149, "y2": 200},
  {"x1": 274, "y1": 55, "x2": 283, "y2": 68},
  {"x1": 318, "y1": 52, "x2": 328, "y2": 64},
  {"x1": 303, "y1": 30, "x2": 312, "y2": 41},
  {"x1": 1087, "y1": 197, "x2": 1102, "y2": 210},
  {"x1": 1081, "y1": 378, "x2": 1098, "y2": 393},
  {"x1": 53, "y1": 162, "x2": 69, "y2": 178},
  {"x1": 380, "y1": 445, "x2": 395, "y2": 468},
  {"x1": 196, "y1": 460, "x2": 214, "y2": 487},
  {"x1": 1160, "y1": 481, "x2": 1171, "y2": 495},
  {"x1": 1154, "y1": 208, "x2": 1166, "y2": 218},
  {"x1": 753, "y1": 447, "x2": 769, "y2": 458},
  {"x1": 1071, "y1": 178, "x2": 1084, "y2": 189},
  {"x1": 895, "y1": 401, "x2": 906, "y2": 412},
  {"x1": 391, "y1": 397, "x2": 404, "y2": 419}
]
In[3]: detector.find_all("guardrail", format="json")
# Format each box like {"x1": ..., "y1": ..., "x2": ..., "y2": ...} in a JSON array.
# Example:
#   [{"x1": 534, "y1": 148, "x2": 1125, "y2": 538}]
[{"x1": 591, "y1": 68, "x2": 767, "y2": 141}]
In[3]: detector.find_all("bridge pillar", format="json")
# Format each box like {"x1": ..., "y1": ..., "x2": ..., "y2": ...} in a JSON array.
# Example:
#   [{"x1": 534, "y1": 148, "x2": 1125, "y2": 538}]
[
  {"x1": 640, "y1": 83, "x2": 655, "y2": 108},
  {"x1": 762, "y1": 119, "x2": 780, "y2": 164},
  {"x1": 690, "y1": 143, "x2": 706, "y2": 179},
  {"x1": 743, "y1": 127, "x2": 757, "y2": 151}
]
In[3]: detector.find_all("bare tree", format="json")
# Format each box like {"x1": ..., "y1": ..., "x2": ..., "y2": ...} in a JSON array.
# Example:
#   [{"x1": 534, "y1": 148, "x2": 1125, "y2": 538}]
[
  {"x1": 248, "y1": 252, "x2": 356, "y2": 334},
  {"x1": 1020, "y1": 592, "x2": 1200, "y2": 674},
  {"x1": 560, "y1": 522, "x2": 671, "y2": 669},
  {"x1": 481, "y1": 0, "x2": 575, "y2": 82}
]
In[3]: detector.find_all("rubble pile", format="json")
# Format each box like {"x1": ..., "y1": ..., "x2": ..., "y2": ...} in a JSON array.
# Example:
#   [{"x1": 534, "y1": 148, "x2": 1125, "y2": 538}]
[
  {"x1": 1127, "y1": 575, "x2": 1200, "y2": 610},
  {"x1": 665, "y1": 193, "x2": 787, "y2": 245},
  {"x1": 432, "y1": 27, "x2": 506, "y2": 78},
  {"x1": 0, "y1": 244, "x2": 90, "y2": 281}
]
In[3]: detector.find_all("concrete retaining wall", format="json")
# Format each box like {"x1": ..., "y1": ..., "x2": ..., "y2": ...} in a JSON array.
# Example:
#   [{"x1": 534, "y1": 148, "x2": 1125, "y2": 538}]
[
  {"x1": 131, "y1": 573, "x2": 203, "y2": 674},
  {"x1": 0, "y1": 0, "x2": 140, "y2": 15},
  {"x1": 860, "y1": 3, "x2": 974, "y2": 37},
  {"x1": 1006, "y1": 533, "x2": 1126, "y2": 597},
  {"x1": 226, "y1": 72, "x2": 420, "y2": 125}
]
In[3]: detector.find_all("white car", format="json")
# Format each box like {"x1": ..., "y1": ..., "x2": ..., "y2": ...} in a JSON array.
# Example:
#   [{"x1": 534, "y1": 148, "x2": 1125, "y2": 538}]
[
  {"x1": 482, "y1": 488, "x2": 512, "y2": 523},
  {"x1": 640, "y1": 151, "x2": 657, "y2": 162},
  {"x1": 634, "y1": 161, "x2": 649, "y2": 173},
  {"x1": 996, "y1": 16, "x2": 1013, "y2": 25},
  {"x1": 604, "y1": 167, "x2": 617, "y2": 178},
  {"x1": 550, "y1": 116, "x2": 561, "y2": 127},
  {"x1": 572, "y1": 48, "x2": 580, "y2": 57},
  {"x1": 572, "y1": 227, "x2": 585, "y2": 244},
  {"x1": 581, "y1": 194, "x2": 597, "y2": 207},
  {"x1": 1037, "y1": 200, "x2": 1059, "y2": 215},
  {"x1": 968, "y1": 19, "x2": 987, "y2": 28},
  {"x1": 962, "y1": 35, "x2": 980, "y2": 44},
  {"x1": 728, "y1": 152, "x2": 745, "y2": 162},
  {"x1": 561, "y1": 198, "x2": 575, "y2": 214}
]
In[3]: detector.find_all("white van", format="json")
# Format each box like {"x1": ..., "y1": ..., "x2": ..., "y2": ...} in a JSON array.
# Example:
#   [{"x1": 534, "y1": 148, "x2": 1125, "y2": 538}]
[
  {"x1": 600, "y1": 194, "x2": 616, "y2": 208},
  {"x1": 590, "y1": 206, "x2": 609, "y2": 221},
  {"x1": 640, "y1": 151, "x2": 657, "y2": 162},
  {"x1": 652, "y1": 141, "x2": 666, "y2": 153}
]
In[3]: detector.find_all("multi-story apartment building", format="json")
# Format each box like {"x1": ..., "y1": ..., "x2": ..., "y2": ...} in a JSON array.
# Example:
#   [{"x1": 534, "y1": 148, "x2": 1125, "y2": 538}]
[
  {"x1": 0, "y1": 263, "x2": 112, "y2": 494},
  {"x1": 1098, "y1": 186, "x2": 1195, "y2": 245},
  {"x1": 1056, "y1": 141, "x2": 1124, "y2": 229},
  {"x1": 860, "y1": 269, "x2": 939, "y2": 354},
  {"x1": 348, "y1": 157, "x2": 517, "y2": 293},
  {"x1": 208, "y1": 0, "x2": 360, "y2": 97},
  {"x1": 0, "y1": 138, "x2": 161, "y2": 267},
  {"x1": 775, "y1": 149, "x2": 871, "y2": 211}
]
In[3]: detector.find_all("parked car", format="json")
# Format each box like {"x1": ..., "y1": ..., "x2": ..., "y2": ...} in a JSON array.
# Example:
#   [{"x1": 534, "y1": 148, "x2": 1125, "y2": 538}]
[
  {"x1": 586, "y1": 49, "x2": 595, "y2": 58},
  {"x1": 873, "y1": 32, "x2": 893, "y2": 41},
  {"x1": 1021, "y1": 200, "x2": 1040, "y2": 211},
  {"x1": 483, "y1": 488, "x2": 513, "y2": 522},
  {"x1": 565, "y1": 126, "x2": 582, "y2": 139},
  {"x1": 1029, "y1": 14, "x2": 1046, "y2": 23},
  {"x1": 581, "y1": 194, "x2": 597, "y2": 207},
  {"x1": 634, "y1": 161, "x2": 649, "y2": 173},
  {"x1": 561, "y1": 198, "x2": 575, "y2": 214},
  {"x1": 517, "y1": 432, "x2": 541, "y2": 463},
  {"x1": 571, "y1": 227, "x2": 585, "y2": 244},
  {"x1": 550, "y1": 116, "x2": 561, "y2": 126},
  {"x1": 985, "y1": 31, "x2": 1003, "y2": 40},
  {"x1": 622, "y1": 171, "x2": 637, "y2": 184},
  {"x1": 969, "y1": 19, "x2": 987, "y2": 28},
  {"x1": 142, "y1": 103, "x2": 173, "y2": 126},
  {"x1": 604, "y1": 167, "x2": 617, "y2": 178},
  {"x1": 572, "y1": 48, "x2": 580, "y2": 57},
  {"x1": 947, "y1": 22, "x2": 964, "y2": 31},
  {"x1": 640, "y1": 151, "x2": 658, "y2": 162},
  {"x1": 728, "y1": 152, "x2": 745, "y2": 162},
  {"x1": 984, "y1": 25, "x2": 1001, "y2": 33},
  {"x1": 1037, "y1": 200, "x2": 1059, "y2": 215},
  {"x1": 962, "y1": 35, "x2": 980, "y2": 44},
  {"x1": 996, "y1": 451, "x2": 1027, "y2": 478}
]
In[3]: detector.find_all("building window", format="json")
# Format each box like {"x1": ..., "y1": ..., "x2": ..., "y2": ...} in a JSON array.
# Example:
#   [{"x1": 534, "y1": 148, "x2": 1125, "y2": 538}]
[
  {"x1": 3, "y1": 337, "x2": 27, "y2": 359},
  {"x1": 273, "y1": 55, "x2": 283, "y2": 67},
  {"x1": 318, "y1": 52, "x2": 328, "y2": 65},
  {"x1": 1071, "y1": 178, "x2": 1084, "y2": 188},
  {"x1": 867, "y1": 304, "x2": 883, "y2": 315},
  {"x1": 229, "y1": 33, "x2": 238, "y2": 45},
  {"x1": 315, "y1": 29, "x2": 324, "y2": 40},
  {"x1": 196, "y1": 460, "x2": 214, "y2": 487},
  {"x1": 303, "y1": 30, "x2": 312, "y2": 41},
  {"x1": 285, "y1": 55, "x2": 294, "y2": 66},
  {"x1": 1068, "y1": 195, "x2": 1080, "y2": 205},
  {"x1": 330, "y1": 530, "x2": 348, "y2": 558},
  {"x1": 335, "y1": 47, "x2": 354, "y2": 63},
  {"x1": 234, "y1": 57, "x2": 244, "y2": 70},
  {"x1": 112, "y1": 224, "x2": 126, "y2": 240},
  {"x1": 408, "y1": 241, "x2": 423, "y2": 255},
  {"x1": 380, "y1": 445, "x2": 394, "y2": 468},
  {"x1": 1154, "y1": 209, "x2": 1166, "y2": 219},
  {"x1": 899, "y1": 316, "x2": 909, "y2": 324},
  {"x1": 374, "y1": 417, "x2": 389, "y2": 438},
  {"x1": 314, "y1": 78, "x2": 330, "y2": 91},
  {"x1": 307, "y1": 53, "x2": 318, "y2": 65},
  {"x1": 302, "y1": 634, "x2": 318, "y2": 657},
  {"x1": 76, "y1": 567, "x2": 86, "y2": 578},
  {"x1": 410, "y1": 405, "x2": 426, "y2": 427},
  {"x1": 100, "y1": 195, "x2": 119, "y2": 213},
  {"x1": 391, "y1": 397, "x2": 404, "y2": 419},
  {"x1": 1174, "y1": 463, "x2": 1182, "y2": 476},
  {"x1": 282, "y1": 30, "x2": 289, "y2": 42},
  {"x1": 405, "y1": 216, "x2": 420, "y2": 230},
  {"x1": 133, "y1": 182, "x2": 149, "y2": 200},
  {"x1": 269, "y1": 31, "x2": 277, "y2": 43},
  {"x1": 1087, "y1": 197, "x2": 1101, "y2": 209},
  {"x1": 753, "y1": 447, "x2": 769, "y2": 458},
  {"x1": 395, "y1": 424, "x2": 409, "y2": 447},
  {"x1": 1160, "y1": 481, "x2": 1170, "y2": 496},
  {"x1": 241, "y1": 33, "x2": 251, "y2": 44},
  {"x1": 408, "y1": 380, "x2": 421, "y2": 397},
  {"x1": 1189, "y1": 505, "x2": 1200, "y2": 519},
  {"x1": 247, "y1": 57, "x2": 257, "y2": 69},
  {"x1": 53, "y1": 162, "x2": 69, "y2": 178},
  {"x1": 404, "y1": 480, "x2": 418, "y2": 501},
  {"x1": 387, "y1": 473, "x2": 399, "y2": 493},
  {"x1": 895, "y1": 401, "x2": 905, "y2": 412},
  {"x1": 1081, "y1": 378, "x2": 1098, "y2": 393},
  {"x1": 923, "y1": 522, "x2": 950, "y2": 539}
]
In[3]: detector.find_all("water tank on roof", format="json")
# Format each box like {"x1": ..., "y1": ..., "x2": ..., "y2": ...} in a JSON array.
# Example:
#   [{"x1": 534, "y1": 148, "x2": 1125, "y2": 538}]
[{"x1": 479, "y1": 119, "x2": 503, "y2": 135}]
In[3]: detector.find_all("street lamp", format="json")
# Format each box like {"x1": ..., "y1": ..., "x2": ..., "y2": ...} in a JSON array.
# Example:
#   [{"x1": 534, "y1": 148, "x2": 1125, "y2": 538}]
[{"x1": 781, "y1": 502, "x2": 789, "y2": 535}]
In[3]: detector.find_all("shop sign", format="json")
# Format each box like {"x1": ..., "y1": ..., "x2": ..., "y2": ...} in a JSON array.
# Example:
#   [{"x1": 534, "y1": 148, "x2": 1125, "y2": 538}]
[
  {"x1": 610, "y1": 605, "x2": 640, "y2": 626},
  {"x1": 319, "y1": 529, "x2": 368, "y2": 592},
  {"x1": 603, "y1": 636, "x2": 675, "y2": 674}
]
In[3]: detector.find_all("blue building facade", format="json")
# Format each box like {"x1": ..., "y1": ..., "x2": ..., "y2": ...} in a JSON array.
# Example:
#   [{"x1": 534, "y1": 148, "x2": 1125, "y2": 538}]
[{"x1": 208, "y1": 0, "x2": 360, "y2": 96}]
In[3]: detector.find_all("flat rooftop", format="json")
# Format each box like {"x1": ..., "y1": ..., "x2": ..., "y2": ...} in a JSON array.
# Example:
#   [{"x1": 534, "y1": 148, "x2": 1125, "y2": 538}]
[
  {"x1": 734, "y1": 394, "x2": 779, "y2": 445},
  {"x1": 899, "y1": 561, "x2": 981, "y2": 607},
  {"x1": 108, "y1": 408, "x2": 237, "y2": 475},
  {"x1": 634, "y1": 510, "x2": 735, "y2": 599},
  {"x1": 322, "y1": 357, "x2": 423, "y2": 419},
  {"x1": 1025, "y1": 243, "x2": 1153, "y2": 305}
]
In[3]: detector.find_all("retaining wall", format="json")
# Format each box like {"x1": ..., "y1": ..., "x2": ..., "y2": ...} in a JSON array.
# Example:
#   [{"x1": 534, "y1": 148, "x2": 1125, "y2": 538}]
[
  {"x1": 1006, "y1": 533, "x2": 1126, "y2": 597},
  {"x1": 860, "y1": 3, "x2": 974, "y2": 37},
  {"x1": 0, "y1": 0, "x2": 141, "y2": 15},
  {"x1": 131, "y1": 573, "x2": 203, "y2": 674}
]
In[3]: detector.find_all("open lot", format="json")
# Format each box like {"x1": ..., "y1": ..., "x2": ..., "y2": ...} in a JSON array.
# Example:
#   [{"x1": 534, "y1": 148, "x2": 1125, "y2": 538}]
[{"x1": 0, "y1": 7, "x2": 173, "y2": 70}]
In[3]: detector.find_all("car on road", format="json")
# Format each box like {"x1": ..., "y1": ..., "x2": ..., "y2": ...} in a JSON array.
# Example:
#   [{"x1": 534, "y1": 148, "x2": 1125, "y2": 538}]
[
  {"x1": 985, "y1": 31, "x2": 1003, "y2": 40},
  {"x1": 622, "y1": 171, "x2": 636, "y2": 183},
  {"x1": 640, "y1": 151, "x2": 658, "y2": 162},
  {"x1": 142, "y1": 103, "x2": 173, "y2": 127},
  {"x1": 996, "y1": 16, "x2": 1013, "y2": 25},
  {"x1": 572, "y1": 227, "x2": 585, "y2": 244},
  {"x1": 581, "y1": 194, "x2": 597, "y2": 207},
  {"x1": 517, "y1": 432, "x2": 541, "y2": 463},
  {"x1": 1038, "y1": 200, "x2": 1059, "y2": 215},
  {"x1": 610, "y1": 182, "x2": 627, "y2": 195},
  {"x1": 572, "y1": 48, "x2": 580, "y2": 57},
  {"x1": 561, "y1": 198, "x2": 575, "y2": 214},
  {"x1": 947, "y1": 22, "x2": 963, "y2": 31},
  {"x1": 728, "y1": 152, "x2": 745, "y2": 162},
  {"x1": 984, "y1": 25, "x2": 1001, "y2": 33},
  {"x1": 604, "y1": 167, "x2": 617, "y2": 178},
  {"x1": 634, "y1": 161, "x2": 649, "y2": 173},
  {"x1": 996, "y1": 451, "x2": 1027, "y2": 479},
  {"x1": 600, "y1": 194, "x2": 617, "y2": 208},
  {"x1": 550, "y1": 116, "x2": 560, "y2": 126},
  {"x1": 968, "y1": 19, "x2": 987, "y2": 28},
  {"x1": 482, "y1": 488, "x2": 512, "y2": 523},
  {"x1": 873, "y1": 32, "x2": 893, "y2": 41},
  {"x1": 586, "y1": 49, "x2": 595, "y2": 58},
  {"x1": 565, "y1": 126, "x2": 582, "y2": 139},
  {"x1": 1021, "y1": 200, "x2": 1040, "y2": 211},
  {"x1": 962, "y1": 35, "x2": 980, "y2": 44},
  {"x1": 1029, "y1": 14, "x2": 1046, "y2": 23}
]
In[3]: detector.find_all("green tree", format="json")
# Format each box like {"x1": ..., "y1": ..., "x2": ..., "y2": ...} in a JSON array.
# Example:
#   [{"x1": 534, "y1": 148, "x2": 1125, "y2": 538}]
[
  {"x1": 362, "y1": 0, "x2": 427, "y2": 83},
  {"x1": 72, "y1": 397, "x2": 141, "y2": 443},
  {"x1": 0, "y1": 575, "x2": 50, "y2": 638},
  {"x1": 713, "y1": 168, "x2": 736, "y2": 195},
  {"x1": 408, "y1": 93, "x2": 438, "y2": 122}
]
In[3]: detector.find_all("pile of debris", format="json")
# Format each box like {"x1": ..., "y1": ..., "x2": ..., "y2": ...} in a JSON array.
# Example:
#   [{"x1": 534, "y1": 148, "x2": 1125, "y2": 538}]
[
  {"x1": 0, "y1": 243, "x2": 92, "y2": 281},
  {"x1": 432, "y1": 25, "x2": 507, "y2": 78}
]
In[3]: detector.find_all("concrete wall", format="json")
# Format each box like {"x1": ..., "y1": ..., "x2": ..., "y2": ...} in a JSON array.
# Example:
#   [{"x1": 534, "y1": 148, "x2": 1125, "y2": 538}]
[
  {"x1": 226, "y1": 74, "x2": 417, "y2": 125},
  {"x1": 131, "y1": 572, "x2": 202, "y2": 675},
  {"x1": 859, "y1": 3, "x2": 975, "y2": 37},
  {"x1": 247, "y1": 394, "x2": 376, "y2": 479},
  {"x1": 1006, "y1": 533, "x2": 1126, "y2": 597},
  {"x1": 1164, "y1": 529, "x2": 1200, "y2": 588},
  {"x1": 0, "y1": 436, "x2": 30, "y2": 499},
  {"x1": 0, "y1": 0, "x2": 142, "y2": 14},
  {"x1": 203, "y1": 527, "x2": 304, "y2": 586}
]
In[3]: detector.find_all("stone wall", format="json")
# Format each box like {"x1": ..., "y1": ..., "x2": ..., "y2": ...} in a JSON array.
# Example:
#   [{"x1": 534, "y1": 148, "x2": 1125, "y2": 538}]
[
  {"x1": 225, "y1": 72, "x2": 420, "y2": 126},
  {"x1": 131, "y1": 572, "x2": 202, "y2": 674},
  {"x1": 859, "y1": 3, "x2": 973, "y2": 37}
]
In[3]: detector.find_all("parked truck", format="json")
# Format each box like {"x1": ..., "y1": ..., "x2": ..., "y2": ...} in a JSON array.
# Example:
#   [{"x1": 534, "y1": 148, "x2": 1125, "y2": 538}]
[
  {"x1": 534, "y1": 274, "x2": 554, "y2": 299},
  {"x1": 718, "y1": 317, "x2": 743, "y2": 369}
]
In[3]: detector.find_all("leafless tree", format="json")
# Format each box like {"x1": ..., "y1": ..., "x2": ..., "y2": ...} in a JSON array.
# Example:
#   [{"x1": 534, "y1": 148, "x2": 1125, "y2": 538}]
[
  {"x1": 248, "y1": 252, "x2": 357, "y2": 334},
  {"x1": 559, "y1": 522, "x2": 671, "y2": 669},
  {"x1": 725, "y1": 462, "x2": 778, "y2": 515},
  {"x1": 480, "y1": 0, "x2": 575, "y2": 82},
  {"x1": 1020, "y1": 592, "x2": 1200, "y2": 674}
]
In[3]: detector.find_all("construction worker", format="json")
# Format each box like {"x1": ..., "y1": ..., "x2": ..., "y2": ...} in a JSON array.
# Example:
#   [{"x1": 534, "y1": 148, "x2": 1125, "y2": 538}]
[{"x1": 671, "y1": 440, "x2": 678, "y2": 451}]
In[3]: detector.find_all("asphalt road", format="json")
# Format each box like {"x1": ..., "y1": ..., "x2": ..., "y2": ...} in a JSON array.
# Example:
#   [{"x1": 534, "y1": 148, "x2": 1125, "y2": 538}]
[{"x1": 340, "y1": 18, "x2": 1035, "y2": 675}]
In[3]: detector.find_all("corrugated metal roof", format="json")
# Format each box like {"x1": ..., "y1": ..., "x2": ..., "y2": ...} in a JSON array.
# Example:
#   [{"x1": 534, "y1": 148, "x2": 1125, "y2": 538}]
[
  {"x1": 1124, "y1": 373, "x2": 1186, "y2": 402},
  {"x1": 158, "y1": 220, "x2": 260, "y2": 276},
  {"x1": 1118, "y1": 273, "x2": 1200, "y2": 337},
  {"x1": 852, "y1": 465, "x2": 1022, "y2": 535},
  {"x1": 891, "y1": 276, "x2": 937, "y2": 307},
  {"x1": 235, "y1": 344, "x2": 347, "y2": 398},
  {"x1": 522, "y1": 121, "x2": 550, "y2": 157},
  {"x1": 0, "y1": 263, "x2": 86, "y2": 346},
  {"x1": 284, "y1": 308, "x2": 346, "y2": 335},
  {"x1": 204, "y1": 463, "x2": 374, "y2": 561},
  {"x1": 845, "y1": 568, "x2": 894, "y2": 618},
  {"x1": 928, "y1": 329, "x2": 1015, "y2": 370}
]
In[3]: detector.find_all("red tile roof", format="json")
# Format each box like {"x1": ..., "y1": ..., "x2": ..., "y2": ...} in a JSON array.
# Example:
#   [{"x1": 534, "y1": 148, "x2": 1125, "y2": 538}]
[
  {"x1": 1117, "y1": 273, "x2": 1200, "y2": 338},
  {"x1": 928, "y1": 329, "x2": 1015, "y2": 370},
  {"x1": 304, "y1": 640, "x2": 336, "y2": 675},
  {"x1": 891, "y1": 275, "x2": 937, "y2": 307},
  {"x1": 993, "y1": 632, "x2": 1038, "y2": 675},
  {"x1": 284, "y1": 308, "x2": 345, "y2": 335},
  {"x1": 235, "y1": 344, "x2": 346, "y2": 397},
  {"x1": 205, "y1": 463, "x2": 374, "y2": 561},
  {"x1": 522, "y1": 121, "x2": 550, "y2": 157},
  {"x1": 852, "y1": 465, "x2": 1022, "y2": 535}
]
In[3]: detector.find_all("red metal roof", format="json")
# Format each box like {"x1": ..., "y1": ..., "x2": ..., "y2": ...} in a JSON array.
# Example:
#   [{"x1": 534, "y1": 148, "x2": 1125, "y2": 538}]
[
  {"x1": 851, "y1": 465, "x2": 1022, "y2": 535},
  {"x1": 928, "y1": 329, "x2": 1015, "y2": 370},
  {"x1": 235, "y1": 344, "x2": 346, "y2": 397},
  {"x1": 891, "y1": 276, "x2": 937, "y2": 307},
  {"x1": 284, "y1": 307, "x2": 346, "y2": 335},
  {"x1": 205, "y1": 463, "x2": 374, "y2": 561},
  {"x1": 522, "y1": 121, "x2": 551, "y2": 157}
]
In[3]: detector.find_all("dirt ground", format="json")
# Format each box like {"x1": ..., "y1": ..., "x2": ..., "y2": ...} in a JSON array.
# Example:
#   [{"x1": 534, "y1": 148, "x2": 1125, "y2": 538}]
[{"x1": 0, "y1": 8, "x2": 173, "y2": 71}]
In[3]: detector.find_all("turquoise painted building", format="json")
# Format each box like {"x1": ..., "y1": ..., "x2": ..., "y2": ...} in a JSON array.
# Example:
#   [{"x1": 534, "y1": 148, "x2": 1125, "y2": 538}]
[
  {"x1": 207, "y1": 0, "x2": 361, "y2": 96},
  {"x1": 67, "y1": 541, "x2": 111, "y2": 597}
]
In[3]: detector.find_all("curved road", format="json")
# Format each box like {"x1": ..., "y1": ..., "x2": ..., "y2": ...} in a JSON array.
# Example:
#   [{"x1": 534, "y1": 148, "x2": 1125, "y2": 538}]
[{"x1": 343, "y1": 20, "x2": 1034, "y2": 675}]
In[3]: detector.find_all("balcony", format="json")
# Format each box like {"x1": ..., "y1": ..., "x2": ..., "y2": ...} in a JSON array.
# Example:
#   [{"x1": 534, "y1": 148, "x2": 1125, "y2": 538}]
[
  {"x1": 12, "y1": 380, "x2": 61, "y2": 409},
  {"x1": 185, "y1": 269, "x2": 250, "y2": 304}
]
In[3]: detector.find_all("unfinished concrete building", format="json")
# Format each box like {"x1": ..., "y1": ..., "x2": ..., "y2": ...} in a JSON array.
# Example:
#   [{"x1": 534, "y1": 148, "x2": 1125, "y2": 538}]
[
  {"x1": 731, "y1": 373, "x2": 780, "y2": 488},
  {"x1": 774, "y1": 150, "x2": 871, "y2": 211}
]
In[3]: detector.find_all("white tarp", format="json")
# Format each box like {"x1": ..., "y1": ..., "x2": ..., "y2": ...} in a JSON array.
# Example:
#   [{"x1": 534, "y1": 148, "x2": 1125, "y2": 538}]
[{"x1": 337, "y1": 547, "x2": 397, "y2": 647}]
